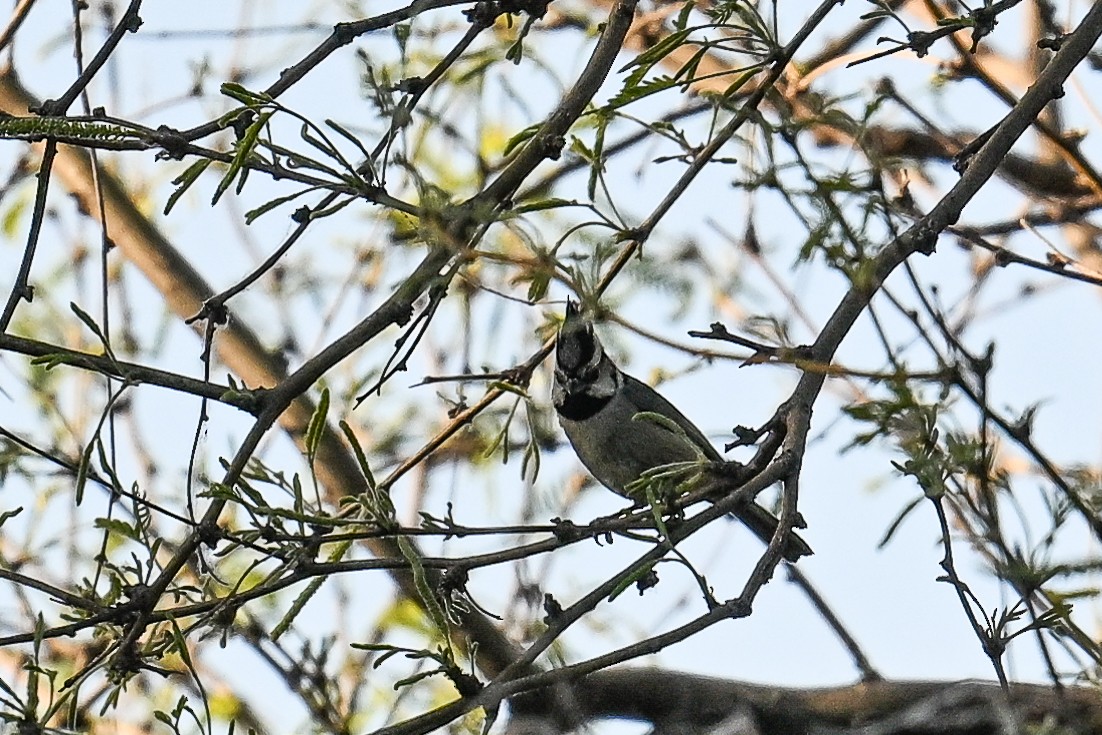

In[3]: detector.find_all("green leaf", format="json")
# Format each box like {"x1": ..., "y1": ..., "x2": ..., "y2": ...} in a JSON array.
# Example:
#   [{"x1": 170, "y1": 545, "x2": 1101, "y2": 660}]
[
  {"x1": 510, "y1": 197, "x2": 578, "y2": 214},
  {"x1": 339, "y1": 420, "x2": 376, "y2": 491},
  {"x1": 482, "y1": 396, "x2": 522, "y2": 464},
  {"x1": 212, "y1": 110, "x2": 274, "y2": 206},
  {"x1": 243, "y1": 187, "x2": 321, "y2": 225},
  {"x1": 394, "y1": 668, "x2": 443, "y2": 689},
  {"x1": 308, "y1": 195, "x2": 355, "y2": 220},
  {"x1": 587, "y1": 114, "x2": 609, "y2": 199},
  {"x1": 28, "y1": 353, "x2": 67, "y2": 370},
  {"x1": 219, "y1": 82, "x2": 272, "y2": 106},
  {"x1": 502, "y1": 123, "x2": 541, "y2": 156},
  {"x1": 325, "y1": 119, "x2": 375, "y2": 177},
  {"x1": 621, "y1": 28, "x2": 693, "y2": 71},
  {"x1": 305, "y1": 387, "x2": 330, "y2": 464},
  {"x1": 527, "y1": 269, "x2": 551, "y2": 302},
  {"x1": 607, "y1": 75, "x2": 678, "y2": 110},
  {"x1": 568, "y1": 135, "x2": 595, "y2": 163},
  {"x1": 631, "y1": 411, "x2": 705, "y2": 458},
  {"x1": 397, "y1": 535, "x2": 451, "y2": 652},
  {"x1": 94, "y1": 517, "x2": 140, "y2": 541},
  {"x1": 271, "y1": 538, "x2": 352, "y2": 640},
  {"x1": 164, "y1": 159, "x2": 212, "y2": 215},
  {"x1": 674, "y1": 1, "x2": 694, "y2": 30},
  {"x1": 74, "y1": 437, "x2": 94, "y2": 505},
  {"x1": 70, "y1": 302, "x2": 107, "y2": 344},
  {"x1": 296, "y1": 120, "x2": 353, "y2": 175},
  {"x1": 0, "y1": 116, "x2": 138, "y2": 142},
  {"x1": 167, "y1": 617, "x2": 195, "y2": 671}
]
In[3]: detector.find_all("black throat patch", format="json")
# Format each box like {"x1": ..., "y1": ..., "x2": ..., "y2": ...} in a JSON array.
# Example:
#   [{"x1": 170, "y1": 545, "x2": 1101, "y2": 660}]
[{"x1": 556, "y1": 390, "x2": 610, "y2": 421}]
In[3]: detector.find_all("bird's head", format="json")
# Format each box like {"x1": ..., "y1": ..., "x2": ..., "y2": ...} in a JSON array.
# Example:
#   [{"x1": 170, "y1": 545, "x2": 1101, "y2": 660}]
[{"x1": 553, "y1": 300, "x2": 620, "y2": 411}]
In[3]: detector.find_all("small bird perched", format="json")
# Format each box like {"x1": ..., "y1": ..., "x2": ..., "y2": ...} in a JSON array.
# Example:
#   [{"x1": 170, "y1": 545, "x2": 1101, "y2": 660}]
[{"x1": 552, "y1": 300, "x2": 811, "y2": 562}]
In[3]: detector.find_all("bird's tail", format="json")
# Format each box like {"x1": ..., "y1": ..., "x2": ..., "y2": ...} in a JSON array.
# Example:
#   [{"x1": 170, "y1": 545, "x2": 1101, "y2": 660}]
[{"x1": 735, "y1": 503, "x2": 813, "y2": 562}]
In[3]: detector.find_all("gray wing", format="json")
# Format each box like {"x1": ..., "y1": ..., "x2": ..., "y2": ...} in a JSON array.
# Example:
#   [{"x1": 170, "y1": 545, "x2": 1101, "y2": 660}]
[
  {"x1": 621, "y1": 374, "x2": 723, "y2": 462},
  {"x1": 621, "y1": 374, "x2": 812, "y2": 561}
]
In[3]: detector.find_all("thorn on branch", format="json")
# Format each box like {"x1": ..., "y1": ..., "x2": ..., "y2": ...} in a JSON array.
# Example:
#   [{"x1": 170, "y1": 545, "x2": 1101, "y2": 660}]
[
  {"x1": 907, "y1": 30, "x2": 937, "y2": 58},
  {"x1": 394, "y1": 76, "x2": 427, "y2": 95},
  {"x1": 191, "y1": 298, "x2": 229, "y2": 327},
  {"x1": 617, "y1": 225, "x2": 648, "y2": 244},
  {"x1": 151, "y1": 125, "x2": 189, "y2": 160},
  {"x1": 462, "y1": 1, "x2": 501, "y2": 27},
  {"x1": 462, "y1": 0, "x2": 553, "y2": 26},
  {"x1": 122, "y1": 7, "x2": 143, "y2": 33},
  {"x1": 451, "y1": 668, "x2": 483, "y2": 698},
  {"x1": 726, "y1": 426, "x2": 763, "y2": 451},
  {"x1": 968, "y1": 4, "x2": 998, "y2": 53},
  {"x1": 542, "y1": 593, "x2": 563, "y2": 624},
  {"x1": 913, "y1": 227, "x2": 938, "y2": 255},
  {"x1": 721, "y1": 596, "x2": 751, "y2": 619},
  {"x1": 635, "y1": 567, "x2": 659, "y2": 594},
  {"x1": 32, "y1": 98, "x2": 63, "y2": 117},
  {"x1": 107, "y1": 640, "x2": 145, "y2": 683},
  {"x1": 549, "y1": 517, "x2": 584, "y2": 542},
  {"x1": 198, "y1": 521, "x2": 223, "y2": 549},
  {"x1": 230, "y1": 110, "x2": 255, "y2": 141},
  {"x1": 540, "y1": 133, "x2": 566, "y2": 160},
  {"x1": 440, "y1": 565, "x2": 471, "y2": 597},
  {"x1": 1037, "y1": 34, "x2": 1066, "y2": 51},
  {"x1": 332, "y1": 21, "x2": 358, "y2": 46},
  {"x1": 507, "y1": 0, "x2": 552, "y2": 20},
  {"x1": 953, "y1": 125, "x2": 996, "y2": 173}
]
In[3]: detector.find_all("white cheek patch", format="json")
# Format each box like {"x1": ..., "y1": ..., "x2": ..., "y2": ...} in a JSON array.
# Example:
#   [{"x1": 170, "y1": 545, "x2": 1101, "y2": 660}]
[
  {"x1": 585, "y1": 341, "x2": 604, "y2": 371},
  {"x1": 586, "y1": 365, "x2": 619, "y2": 399}
]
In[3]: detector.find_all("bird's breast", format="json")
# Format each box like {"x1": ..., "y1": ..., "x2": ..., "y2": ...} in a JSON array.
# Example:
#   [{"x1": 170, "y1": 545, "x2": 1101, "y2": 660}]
[{"x1": 559, "y1": 393, "x2": 703, "y2": 497}]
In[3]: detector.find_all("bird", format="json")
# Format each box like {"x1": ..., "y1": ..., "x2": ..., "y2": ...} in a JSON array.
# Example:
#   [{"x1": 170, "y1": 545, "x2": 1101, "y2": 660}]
[{"x1": 552, "y1": 300, "x2": 811, "y2": 562}]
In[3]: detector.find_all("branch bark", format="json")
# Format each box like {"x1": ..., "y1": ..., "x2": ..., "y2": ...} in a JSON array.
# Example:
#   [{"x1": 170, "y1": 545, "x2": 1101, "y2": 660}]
[{"x1": 509, "y1": 670, "x2": 1102, "y2": 735}]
